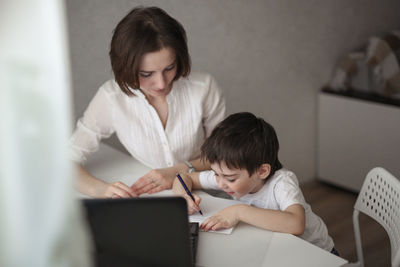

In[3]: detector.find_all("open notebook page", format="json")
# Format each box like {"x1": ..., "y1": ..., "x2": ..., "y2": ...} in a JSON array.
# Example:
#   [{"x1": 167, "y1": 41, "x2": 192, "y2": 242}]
[{"x1": 189, "y1": 191, "x2": 243, "y2": 234}]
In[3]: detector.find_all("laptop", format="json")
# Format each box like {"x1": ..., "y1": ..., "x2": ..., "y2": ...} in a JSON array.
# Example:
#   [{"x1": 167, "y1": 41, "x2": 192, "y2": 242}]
[{"x1": 82, "y1": 197, "x2": 199, "y2": 267}]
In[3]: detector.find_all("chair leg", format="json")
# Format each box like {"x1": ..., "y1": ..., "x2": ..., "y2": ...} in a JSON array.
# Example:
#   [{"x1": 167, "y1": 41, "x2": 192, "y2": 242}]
[
  {"x1": 353, "y1": 210, "x2": 364, "y2": 267},
  {"x1": 393, "y1": 249, "x2": 400, "y2": 267}
]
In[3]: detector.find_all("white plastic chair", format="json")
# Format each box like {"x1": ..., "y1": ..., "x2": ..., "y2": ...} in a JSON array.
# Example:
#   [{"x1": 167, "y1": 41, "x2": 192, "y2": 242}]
[{"x1": 348, "y1": 167, "x2": 400, "y2": 267}]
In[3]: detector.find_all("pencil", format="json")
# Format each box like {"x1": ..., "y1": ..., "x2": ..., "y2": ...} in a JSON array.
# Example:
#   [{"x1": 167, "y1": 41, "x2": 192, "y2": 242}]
[{"x1": 176, "y1": 173, "x2": 203, "y2": 215}]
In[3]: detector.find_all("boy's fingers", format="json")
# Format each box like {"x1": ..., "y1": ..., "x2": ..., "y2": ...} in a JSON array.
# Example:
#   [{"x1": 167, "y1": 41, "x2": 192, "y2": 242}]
[
  {"x1": 203, "y1": 223, "x2": 213, "y2": 232},
  {"x1": 184, "y1": 195, "x2": 200, "y2": 212},
  {"x1": 188, "y1": 206, "x2": 197, "y2": 215},
  {"x1": 200, "y1": 219, "x2": 213, "y2": 231},
  {"x1": 182, "y1": 196, "x2": 198, "y2": 214},
  {"x1": 192, "y1": 203, "x2": 201, "y2": 212},
  {"x1": 212, "y1": 222, "x2": 224, "y2": 231},
  {"x1": 194, "y1": 195, "x2": 202, "y2": 206}
]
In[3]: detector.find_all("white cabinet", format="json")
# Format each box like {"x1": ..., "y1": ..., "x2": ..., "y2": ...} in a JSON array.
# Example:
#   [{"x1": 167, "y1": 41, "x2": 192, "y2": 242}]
[{"x1": 317, "y1": 91, "x2": 400, "y2": 192}]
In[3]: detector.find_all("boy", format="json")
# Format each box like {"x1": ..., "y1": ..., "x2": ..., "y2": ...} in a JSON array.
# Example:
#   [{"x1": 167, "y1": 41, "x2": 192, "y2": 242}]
[{"x1": 172, "y1": 112, "x2": 337, "y2": 253}]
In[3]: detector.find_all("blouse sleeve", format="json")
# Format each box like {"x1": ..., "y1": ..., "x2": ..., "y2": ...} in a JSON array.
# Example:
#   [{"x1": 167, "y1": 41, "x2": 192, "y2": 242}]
[
  {"x1": 69, "y1": 86, "x2": 115, "y2": 163},
  {"x1": 202, "y1": 75, "x2": 226, "y2": 137}
]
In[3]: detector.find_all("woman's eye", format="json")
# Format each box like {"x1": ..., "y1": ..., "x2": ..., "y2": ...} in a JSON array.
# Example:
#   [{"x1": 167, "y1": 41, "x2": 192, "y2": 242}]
[
  {"x1": 165, "y1": 65, "x2": 175, "y2": 71},
  {"x1": 139, "y1": 72, "x2": 152, "y2": 78}
]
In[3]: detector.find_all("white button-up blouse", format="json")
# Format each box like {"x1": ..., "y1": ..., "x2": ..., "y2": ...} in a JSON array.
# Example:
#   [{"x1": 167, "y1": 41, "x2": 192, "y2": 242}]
[{"x1": 69, "y1": 72, "x2": 226, "y2": 169}]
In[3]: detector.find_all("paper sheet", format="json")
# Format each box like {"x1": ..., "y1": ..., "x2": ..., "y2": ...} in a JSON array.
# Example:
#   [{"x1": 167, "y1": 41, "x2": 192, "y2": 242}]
[{"x1": 189, "y1": 191, "x2": 242, "y2": 234}]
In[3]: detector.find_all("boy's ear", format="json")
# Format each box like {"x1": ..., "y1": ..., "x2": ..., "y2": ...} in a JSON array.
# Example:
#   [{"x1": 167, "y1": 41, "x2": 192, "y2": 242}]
[{"x1": 257, "y1": 164, "x2": 271, "y2": 180}]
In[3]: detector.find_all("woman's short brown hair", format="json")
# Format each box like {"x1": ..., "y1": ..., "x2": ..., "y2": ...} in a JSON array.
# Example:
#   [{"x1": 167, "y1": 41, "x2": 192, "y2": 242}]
[{"x1": 109, "y1": 6, "x2": 191, "y2": 96}]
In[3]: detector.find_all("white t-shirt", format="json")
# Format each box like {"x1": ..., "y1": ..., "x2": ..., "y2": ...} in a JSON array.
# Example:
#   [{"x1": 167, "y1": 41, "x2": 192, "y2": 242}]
[
  {"x1": 199, "y1": 168, "x2": 334, "y2": 251},
  {"x1": 69, "y1": 72, "x2": 225, "y2": 168}
]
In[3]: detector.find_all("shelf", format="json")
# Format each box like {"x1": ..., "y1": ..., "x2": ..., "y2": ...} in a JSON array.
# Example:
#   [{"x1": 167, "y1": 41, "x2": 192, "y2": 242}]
[{"x1": 322, "y1": 88, "x2": 400, "y2": 108}]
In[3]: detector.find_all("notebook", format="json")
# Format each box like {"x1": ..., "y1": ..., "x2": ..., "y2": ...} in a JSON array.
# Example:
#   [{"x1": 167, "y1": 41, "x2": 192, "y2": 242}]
[{"x1": 82, "y1": 197, "x2": 198, "y2": 267}]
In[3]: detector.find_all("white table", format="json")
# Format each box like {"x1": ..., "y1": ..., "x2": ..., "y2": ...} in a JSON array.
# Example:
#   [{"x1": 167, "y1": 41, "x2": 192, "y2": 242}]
[{"x1": 83, "y1": 143, "x2": 348, "y2": 267}]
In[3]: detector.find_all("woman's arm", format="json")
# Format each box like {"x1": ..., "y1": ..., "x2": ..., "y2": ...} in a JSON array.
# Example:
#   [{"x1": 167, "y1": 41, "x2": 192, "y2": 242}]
[
  {"x1": 130, "y1": 157, "x2": 209, "y2": 195},
  {"x1": 188, "y1": 158, "x2": 211, "y2": 172},
  {"x1": 75, "y1": 164, "x2": 137, "y2": 198},
  {"x1": 201, "y1": 204, "x2": 305, "y2": 235}
]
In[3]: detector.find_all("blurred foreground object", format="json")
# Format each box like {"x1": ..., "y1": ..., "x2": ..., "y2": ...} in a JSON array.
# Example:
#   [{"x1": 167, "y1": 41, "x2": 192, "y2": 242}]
[{"x1": 0, "y1": 0, "x2": 92, "y2": 266}]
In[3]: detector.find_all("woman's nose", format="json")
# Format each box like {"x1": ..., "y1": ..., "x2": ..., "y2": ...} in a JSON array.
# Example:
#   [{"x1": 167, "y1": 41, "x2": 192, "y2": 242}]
[{"x1": 154, "y1": 73, "x2": 166, "y2": 89}]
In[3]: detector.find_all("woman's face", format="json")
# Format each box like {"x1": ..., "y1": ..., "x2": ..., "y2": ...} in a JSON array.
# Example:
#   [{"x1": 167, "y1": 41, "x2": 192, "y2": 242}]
[{"x1": 138, "y1": 47, "x2": 177, "y2": 100}]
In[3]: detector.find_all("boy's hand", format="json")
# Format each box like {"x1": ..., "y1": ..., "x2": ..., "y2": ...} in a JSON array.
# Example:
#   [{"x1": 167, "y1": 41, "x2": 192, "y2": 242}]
[
  {"x1": 171, "y1": 172, "x2": 202, "y2": 214},
  {"x1": 200, "y1": 205, "x2": 239, "y2": 231},
  {"x1": 182, "y1": 193, "x2": 202, "y2": 215}
]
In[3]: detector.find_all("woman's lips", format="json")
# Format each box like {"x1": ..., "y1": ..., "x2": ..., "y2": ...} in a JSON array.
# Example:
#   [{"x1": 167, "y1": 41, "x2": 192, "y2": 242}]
[{"x1": 225, "y1": 191, "x2": 235, "y2": 195}]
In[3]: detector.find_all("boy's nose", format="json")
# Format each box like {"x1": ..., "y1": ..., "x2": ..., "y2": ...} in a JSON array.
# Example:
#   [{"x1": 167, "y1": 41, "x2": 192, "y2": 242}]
[{"x1": 217, "y1": 179, "x2": 228, "y2": 190}]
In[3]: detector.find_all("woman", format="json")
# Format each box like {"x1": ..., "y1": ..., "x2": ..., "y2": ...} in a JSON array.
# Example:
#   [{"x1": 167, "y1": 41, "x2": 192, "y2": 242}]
[{"x1": 70, "y1": 6, "x2": 225, "y2": 198}]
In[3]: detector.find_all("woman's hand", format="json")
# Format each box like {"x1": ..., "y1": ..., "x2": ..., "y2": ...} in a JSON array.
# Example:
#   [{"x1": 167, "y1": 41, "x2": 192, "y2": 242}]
[
  {"x1": 100, "y1": 181, "x2": 138, "y2": 198},
  {"x1": 131, "y1": 167, "x2": 180, "y2": 195},
  {"x1": 200, "y1": 205, "x2": 240, "y2": 231}
]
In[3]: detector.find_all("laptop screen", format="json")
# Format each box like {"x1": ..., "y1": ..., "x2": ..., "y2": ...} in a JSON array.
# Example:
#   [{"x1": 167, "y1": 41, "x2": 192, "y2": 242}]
[{"x1": 82, "y1": 197, "x2": 195, "y2": 267}]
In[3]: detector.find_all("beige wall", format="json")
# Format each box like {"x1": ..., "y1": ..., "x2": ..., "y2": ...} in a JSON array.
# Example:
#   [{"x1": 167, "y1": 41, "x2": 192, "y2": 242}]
[{"x1": 66, "y1": 0, "x2": 400, "y2": 182}]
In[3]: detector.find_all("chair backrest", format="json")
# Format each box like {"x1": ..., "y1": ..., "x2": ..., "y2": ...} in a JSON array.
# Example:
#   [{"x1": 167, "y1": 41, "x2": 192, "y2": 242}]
[{"x1": 354, "y1": 167, "x2": 400, "y2": 267}]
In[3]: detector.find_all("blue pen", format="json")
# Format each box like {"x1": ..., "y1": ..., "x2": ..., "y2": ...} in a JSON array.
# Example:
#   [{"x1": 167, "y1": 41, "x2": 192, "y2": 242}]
[{"x1": 176, "y1": 173, "x2": 203, "y2": 215}]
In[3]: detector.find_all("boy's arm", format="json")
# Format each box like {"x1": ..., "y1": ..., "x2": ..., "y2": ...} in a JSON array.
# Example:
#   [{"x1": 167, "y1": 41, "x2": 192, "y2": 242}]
[
  {"x1": 172, "y1": 172, "x2": 203, "y2": 214},
  {"x1": 172, "y1": 172, "x2": 203, "y2": 193},
  {"x1": 237, "y1": 204, "x2": 305, "y2": 235},
  {"x1": 201, "y1": 203, "x2": 305, "y2": 236}
]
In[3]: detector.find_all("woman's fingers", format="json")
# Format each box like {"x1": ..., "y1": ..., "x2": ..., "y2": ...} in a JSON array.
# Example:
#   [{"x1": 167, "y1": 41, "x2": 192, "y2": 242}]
[
  {"x1": 147, "y1": 184, "x2": 168, "y2": 194},
  {"x1": 131, "y1": 168, "x2": 176, "y2": 195},
  {"x1": 105, "y1": 182, "x2": 136, "y2": 198},
  {"x1": 114, "y1": 182, "x2": 137, "y2": 197},
  {"x1": 131, "y1": 170, "x2": 172, "y2": 195},
  {"x1": 131, "y1": 176, "x2": 150, "y2": 193},
  {"x1": 135, "y1": 181, "x2": 159, "y2": 195},
  {"x1": 106, "y1": 186, "x2": 130, "y2": 198}
]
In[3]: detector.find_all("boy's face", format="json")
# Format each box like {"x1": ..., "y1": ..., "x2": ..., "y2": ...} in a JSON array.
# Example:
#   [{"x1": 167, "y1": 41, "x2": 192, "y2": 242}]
[{"x1": 210, "y1": 161, "x2": 267, "y2": 199}]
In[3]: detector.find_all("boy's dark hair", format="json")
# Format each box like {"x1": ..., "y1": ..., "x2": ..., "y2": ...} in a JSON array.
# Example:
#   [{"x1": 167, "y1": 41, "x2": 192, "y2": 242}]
[
  {"x1": 201, "y1": 112, "x2": 283, "y2": 177},
  {"x1": 109, "y1": 6, "x2": 191, "y2": 96}
]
